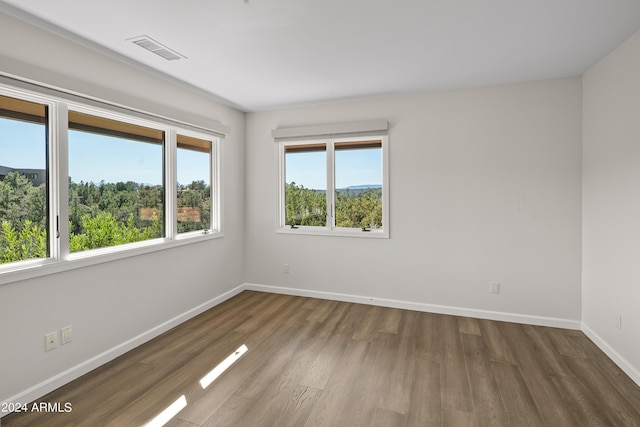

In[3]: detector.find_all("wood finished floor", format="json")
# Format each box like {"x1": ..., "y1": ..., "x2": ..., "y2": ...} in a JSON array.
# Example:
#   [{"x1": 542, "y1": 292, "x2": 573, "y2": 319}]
[{"x1": 3, "y1": 291, "x2": 640, "y2": 426}]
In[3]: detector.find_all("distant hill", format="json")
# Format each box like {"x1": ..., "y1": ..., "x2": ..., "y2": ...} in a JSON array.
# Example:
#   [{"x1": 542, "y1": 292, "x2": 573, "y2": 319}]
[
  {"x1": 286, "y1": 183, "x2": 381, "y2": 195},
  {"x1": 336, "y1": 185, "x2": 381, "y2": 196},
  {"x1": 339, "y1": 185, "x2": 381, "y2": 191}
]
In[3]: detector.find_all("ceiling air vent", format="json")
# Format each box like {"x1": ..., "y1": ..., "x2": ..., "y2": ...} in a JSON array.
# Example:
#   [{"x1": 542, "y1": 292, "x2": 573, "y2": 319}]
[{"x1": 128, "y1": 35, "x2": 186, "y2": 61}]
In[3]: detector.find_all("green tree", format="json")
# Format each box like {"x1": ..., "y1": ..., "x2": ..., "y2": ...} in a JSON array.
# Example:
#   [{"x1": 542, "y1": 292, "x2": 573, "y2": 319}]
[
  {"x1": 0, "y1": 220, "x2": 47, "y2": 263},
  {"x1": 69, "y1": 211, "x2": 161, "y2": 252},
  {"x1": 336, "y1": 188, "x2": 382, "y2": 229},
  {"x1": 285, "y1": 182, "x2": 326, "y2": 226},
  {"x1": 283, "y1": 183, "x2": 382, "y2": 229},
  {"x1": 0, "y1": 172, "x2": 48, "y2": 264},
  {"x1": 68, "y1": 179, "x2": 164, "y2": 251},
  {"x1": 1, "y1": 172, "x2": 178, "y2": 262},
  {"x1": 177, "y1": 180, "x2": 211, "y2": 233},
  {"x1": 0, "y1": 172, "x2": 46, "y2": 229}
]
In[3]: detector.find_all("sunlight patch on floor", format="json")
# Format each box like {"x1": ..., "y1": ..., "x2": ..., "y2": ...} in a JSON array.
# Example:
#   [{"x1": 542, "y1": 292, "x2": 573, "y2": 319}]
[
  {"x1": 144, "y1": 394, "x2": 187, "y2": 427},
  {"x1": 200, "y1": 344, "x2": 249, "y2": 389}
]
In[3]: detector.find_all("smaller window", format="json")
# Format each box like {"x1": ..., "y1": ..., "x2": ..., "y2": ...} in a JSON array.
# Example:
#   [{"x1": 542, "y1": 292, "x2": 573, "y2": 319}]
[
  {"x1": 176, "y1": 133, "x2": 216, "y2": 234},
  {"x1": 278, "y1": 135, "x2": 388, "y2": 237}
]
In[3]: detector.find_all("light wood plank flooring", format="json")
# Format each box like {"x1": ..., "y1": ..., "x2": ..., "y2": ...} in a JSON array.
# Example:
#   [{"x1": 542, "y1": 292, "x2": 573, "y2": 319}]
[{"x1": 3, "y1": 291, "x2": 640, "y2": 426}]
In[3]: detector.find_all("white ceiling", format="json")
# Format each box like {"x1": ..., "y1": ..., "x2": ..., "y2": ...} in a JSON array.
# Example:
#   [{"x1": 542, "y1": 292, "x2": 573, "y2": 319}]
[{"x1": 2, "y1": 0, "x2": 640, "y2": 112}]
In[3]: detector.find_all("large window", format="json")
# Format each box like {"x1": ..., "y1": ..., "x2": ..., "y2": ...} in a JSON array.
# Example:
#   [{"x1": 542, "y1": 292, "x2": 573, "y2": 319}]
[
  {"x1": 0, "y1": 94, "x2": 49, "y2": 264},
  {"x1": 0, "y1": 82, "x2": 223, "y2": 279},
  {"x1": 279, "y1": 135, "x2": 388, "y2": 237}
]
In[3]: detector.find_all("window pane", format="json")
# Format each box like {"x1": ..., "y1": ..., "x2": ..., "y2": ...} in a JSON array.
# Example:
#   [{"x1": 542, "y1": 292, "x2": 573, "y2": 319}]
[
  {"x1": 177, "y1": 134, "x2": 212, "y2": 233},
  {"x1": 285, "y1": 145, "x2": 326, "y2": 227},
  {"x1": 0, "y1": 95, "x2": 48, "y2": 264},
  {"x1": 335, "y1": 141, "x2": 382, "y2": 229},
  {"x1": 68, "y1": 112, "x2": 164, "y2": 252}
]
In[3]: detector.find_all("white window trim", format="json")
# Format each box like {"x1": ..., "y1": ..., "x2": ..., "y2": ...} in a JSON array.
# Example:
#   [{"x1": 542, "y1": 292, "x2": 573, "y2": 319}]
[
  {"x1": 0, "y1": 85, "x2": 61, "y2": 270},
  {"x1": 276, "y1": 134, "x2": 389, "y2": 239},
  {"x1": 174, "y1": 127, "x2": 221, "y2": 239},
  {"x1": 0, "y1": 80, "x2": 224, "y2": 286}
]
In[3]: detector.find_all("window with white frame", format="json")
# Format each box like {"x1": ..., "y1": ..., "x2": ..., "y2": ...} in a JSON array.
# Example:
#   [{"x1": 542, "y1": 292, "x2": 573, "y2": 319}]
[
  {"x1": 0, "y1": 79, "x2": 224, "y2": 280},
  {"x1": 0, "y1": 94, "x2": 50, "y2": 264},
  {"x1": 176, "y1": 132, "x2": 216, "y2": 234},
  {"x1": 68, "y1": 110, "x2": 166, "y2": 252},
  {"x1": 284, "y1": 143, "x2": 327, "y2": 227},
  {"x1": 278, "y1": 132, "x2": 388, "y2": 237}
]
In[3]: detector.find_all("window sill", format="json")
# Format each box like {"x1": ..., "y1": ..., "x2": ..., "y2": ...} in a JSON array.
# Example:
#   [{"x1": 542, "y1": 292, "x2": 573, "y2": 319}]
[
  {"x1": 276, "y1": 227, "x2": 388, "y2": 239},
  {"x1": 0, "y1": 231, "x2": 223, "y2": 287}
]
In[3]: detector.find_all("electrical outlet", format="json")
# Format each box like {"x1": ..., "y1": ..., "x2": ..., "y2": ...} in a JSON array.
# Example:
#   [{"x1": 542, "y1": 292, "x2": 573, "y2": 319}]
[
  {"x1": 61, "y1": 325, "x2": 72, "y2": 344},
  {"x1": 45, "y1": 331, "x2": 58, "y2": 351},
  {"x1": 283, "y1": 263, "x2": 290, "y2": 274},
  {"x1": 490, "y1": 282, "x2": 500, "y2": 294}
]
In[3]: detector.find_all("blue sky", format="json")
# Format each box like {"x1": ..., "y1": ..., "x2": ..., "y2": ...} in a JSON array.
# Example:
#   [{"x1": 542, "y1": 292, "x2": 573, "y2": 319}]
[
  {"x1": 0, "y1": 118, "x2": 46, "y2": 169},
  {"x1": 286, "y1": 148, "x2": 381, "y2": 190},
  {"x1": 68, "y1": 130, "x2": 164, "y2": 185},
  {"x1": 2, "y1": 117, "x2": 379, "y2": 189},
  {"x1": 1, "y1": 118, "x2": 209, "y2": 186}
]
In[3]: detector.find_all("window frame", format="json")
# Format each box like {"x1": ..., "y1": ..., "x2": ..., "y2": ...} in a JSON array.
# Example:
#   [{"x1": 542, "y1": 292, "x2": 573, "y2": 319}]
[
  {"x1": 277, "y1": 134, "x2": 389, "y2": 238},
  {"x1": 65, "y1": 102, "x2": 170, "y2": 258},
  {"x1": 0, "y1": 86, "x2": 59, "y2": 269},
  {"x1": 0, "y1": 81, "x2": 224, "y2": 285},
  {"x1": 173, "y1": 128, "x2": 221, "y2": 239}
]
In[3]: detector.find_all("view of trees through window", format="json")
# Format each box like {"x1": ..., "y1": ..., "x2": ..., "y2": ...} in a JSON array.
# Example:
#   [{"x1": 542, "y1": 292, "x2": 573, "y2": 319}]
[
  {"x1": 177, "y1": 134, "x2": 212, "y2": 233},
  {"x1": 67, "y1": 179, "x2": 164, "y2": 253},
  {"x1": 67, "y1": 112, "x2": 165, "y2": 253},
  {"x1": 0, "y1": 96, "x2": 49, "y2": 264},
  {"x1": 285, "y1": 146, "x2": 327, "y2": 227},
  {"x1": 284, "y1": 139, "x2": 383, "y2": 230},
  {"x1": 1, "y1": 99, "x2": 216, "y2": 265},
  {"x1": 335, "y1": 141, "x2": 383, "y2": 229},
  {"x1": 0, "y1": 170, "x2": 48, "y2": 264}
]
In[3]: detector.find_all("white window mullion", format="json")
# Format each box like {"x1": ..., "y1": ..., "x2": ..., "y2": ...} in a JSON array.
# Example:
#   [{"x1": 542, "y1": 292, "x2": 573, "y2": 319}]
[
  {"x1": 212, "y1": 137, "x2": 221, "y2": 233},
  {"x1": 52, "y1": 101, "x2": 69, "y2": 261},
  {"x1": 381, "y1": 134, "x2": 390, "y2": 234},
  {"x1": 277, "y1": 142, "x2": 286, "y2": 229},
  {"x1": 326, "y1": 139, "x2": 335, "y2": 230},
  {"x1": 166, "y1": 128, "x2": 177, "y2": 239}
]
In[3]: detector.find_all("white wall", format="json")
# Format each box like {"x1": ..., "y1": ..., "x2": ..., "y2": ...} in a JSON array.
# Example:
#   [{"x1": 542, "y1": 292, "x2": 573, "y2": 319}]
[
  {"x1": 582, "y1": 31, "x2": 640, "y2": 383},
  {"x1": 245, "y1": 78, "x2": 583, "y2": 325},
  {"x1": 0, "y1": 12, "x2": 245, "y2": 402}
]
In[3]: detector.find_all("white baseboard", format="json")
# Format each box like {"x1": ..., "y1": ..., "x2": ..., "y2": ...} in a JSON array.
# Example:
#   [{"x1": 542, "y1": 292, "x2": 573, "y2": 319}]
[
  {"x1": 1, "y1": 284, "x2": 245, "y2": 408},
  {"x1": 242, "y1": 283, "x2": 582, "y2": 330},
  {"x1": 582, "y1": 323, "x2": 640, "y2": 387}
]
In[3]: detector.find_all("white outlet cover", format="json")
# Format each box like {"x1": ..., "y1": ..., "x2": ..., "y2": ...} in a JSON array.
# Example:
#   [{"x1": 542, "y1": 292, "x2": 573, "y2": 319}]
[
  {"x1": 490, "y1": 282, "x2": 500, "y2": 294},
  {"x1": 45, "y1": 332, "x2": 58, "y2": 351},
  {"x1": 62, "y1": 326, "x2": 72, "y2": 344}
]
